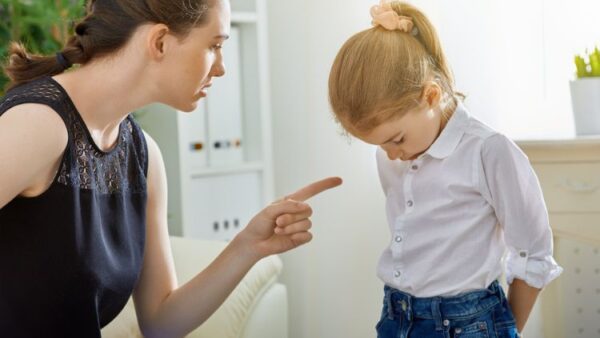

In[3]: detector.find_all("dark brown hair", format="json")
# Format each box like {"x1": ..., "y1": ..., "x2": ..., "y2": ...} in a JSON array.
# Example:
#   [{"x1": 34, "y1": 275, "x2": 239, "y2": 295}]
[{"x1": 3, "y1": 0, "x2": 214, "y2": 90}]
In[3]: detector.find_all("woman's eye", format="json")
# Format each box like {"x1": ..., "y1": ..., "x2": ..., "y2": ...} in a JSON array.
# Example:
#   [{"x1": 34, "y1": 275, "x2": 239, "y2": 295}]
[
  {"x1": 393, "y1": 137, "x2": 404, "y2": 145},
  {"x1": 212, "y1": 44, "x2": 223, "y2": 50}
]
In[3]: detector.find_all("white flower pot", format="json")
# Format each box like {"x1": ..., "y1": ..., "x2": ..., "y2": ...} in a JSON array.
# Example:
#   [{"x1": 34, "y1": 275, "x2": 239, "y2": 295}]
[{"x1": 570, "y1": 78, "x2": 600, "y2": 136}]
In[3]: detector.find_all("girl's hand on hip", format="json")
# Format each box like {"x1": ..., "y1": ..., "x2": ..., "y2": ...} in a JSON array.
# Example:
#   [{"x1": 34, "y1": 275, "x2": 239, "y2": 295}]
[{"x1": 236, "y1": 177, "x2": 342, "y2": 259}]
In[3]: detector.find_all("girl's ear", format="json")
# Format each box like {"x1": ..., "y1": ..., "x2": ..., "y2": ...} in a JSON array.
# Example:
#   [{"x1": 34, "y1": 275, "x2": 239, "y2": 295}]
[
  {"x1": 421, "y1": 81, "x2": 442, "y2": 109},
  {"x1": 146, "y1": 23, "x2": 171, "y2": 61}
]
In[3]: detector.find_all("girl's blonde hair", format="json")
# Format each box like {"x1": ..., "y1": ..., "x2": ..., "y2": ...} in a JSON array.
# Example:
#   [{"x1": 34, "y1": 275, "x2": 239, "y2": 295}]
[{"x1": 328, "y1": 1, "x2": 460, "y2": 134}]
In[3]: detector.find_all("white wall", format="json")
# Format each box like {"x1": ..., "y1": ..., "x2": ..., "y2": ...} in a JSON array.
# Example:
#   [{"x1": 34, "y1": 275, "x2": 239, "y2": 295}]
[{"x1": 268, "y1": 1, "x2": 389, "y2": 337}]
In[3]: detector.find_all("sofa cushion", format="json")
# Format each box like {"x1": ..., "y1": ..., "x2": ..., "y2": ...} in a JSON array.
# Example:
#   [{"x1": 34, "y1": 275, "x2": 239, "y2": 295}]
[{"x1": 101, "y1": 236, "x2": 283, "y2": 338}]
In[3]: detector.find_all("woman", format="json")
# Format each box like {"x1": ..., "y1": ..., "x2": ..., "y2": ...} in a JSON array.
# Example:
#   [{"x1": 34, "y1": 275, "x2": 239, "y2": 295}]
[{"x1": 0, "y1": 0, "x2": 342, "y2": 337}]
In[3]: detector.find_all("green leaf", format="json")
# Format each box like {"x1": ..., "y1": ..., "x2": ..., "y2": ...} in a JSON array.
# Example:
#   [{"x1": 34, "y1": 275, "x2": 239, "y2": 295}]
[
  {"x1": 575, "y1": 55, "x2": 589, "y2": 78},
  {"x1": 590, "y1": 53, "x2": 600, "y2": 77}
]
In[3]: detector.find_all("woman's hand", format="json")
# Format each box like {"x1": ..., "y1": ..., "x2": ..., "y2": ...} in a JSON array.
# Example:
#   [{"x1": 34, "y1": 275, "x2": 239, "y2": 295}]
[{"x1": 235, "y1": 177, "x2": 343, "y2": 260}]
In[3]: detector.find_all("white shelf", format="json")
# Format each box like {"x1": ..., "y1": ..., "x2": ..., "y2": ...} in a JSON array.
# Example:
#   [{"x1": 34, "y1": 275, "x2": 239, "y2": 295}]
[
  {"x1": 516, "y1": 135, "x2": 600, "y2": 147},
  {"x1": 232, "y1": 11, "x2": 258, "y2": 23},
  {"x1": 190, "y1": 162, "x2": 264, "y2": 178}
]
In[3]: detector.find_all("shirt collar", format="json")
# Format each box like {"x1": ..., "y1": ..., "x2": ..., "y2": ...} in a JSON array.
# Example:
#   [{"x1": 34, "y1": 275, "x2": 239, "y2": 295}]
[{"x1": 424, "y1": 102, "x2": 469, "y2": 160}]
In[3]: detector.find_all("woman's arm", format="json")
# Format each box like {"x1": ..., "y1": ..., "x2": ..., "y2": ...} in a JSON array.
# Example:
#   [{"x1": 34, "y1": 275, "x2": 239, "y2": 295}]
[
  {"x1": 0, "y1": 104, "x2": 67, "y2": 209},
  {"x1": 508, "y1": 278, "x2": 541, "y2": 334},
  {"x1": 134, "y1": 132, "x2": 341, "y2": 338}
]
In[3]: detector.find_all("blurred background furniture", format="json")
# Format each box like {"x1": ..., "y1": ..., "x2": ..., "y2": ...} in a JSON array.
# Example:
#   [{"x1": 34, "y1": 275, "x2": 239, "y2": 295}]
[{"x1": 518, "y1": 137, "x2": 600, "y2": 338}]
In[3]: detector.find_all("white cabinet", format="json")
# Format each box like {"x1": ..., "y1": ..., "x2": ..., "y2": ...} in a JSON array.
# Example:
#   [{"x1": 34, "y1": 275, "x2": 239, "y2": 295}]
[
  {"x1": 517, "y1": 137, "x2": 600, "y2": 338},
  {"x1": 135, "y1": 0, "x2": 274, "y2": 240},
  {"x1": 184, "y1": 173, "x2": 262, "y2": 241},
  {"x1": 206, "y1": 26, "x2": 244, "y2": 168}
]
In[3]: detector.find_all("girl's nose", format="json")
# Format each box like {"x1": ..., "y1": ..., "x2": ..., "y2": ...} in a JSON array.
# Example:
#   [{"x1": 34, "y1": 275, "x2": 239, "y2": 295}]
[{"x1": 383, "y1": 146, "x2": 401, "y2": 161}]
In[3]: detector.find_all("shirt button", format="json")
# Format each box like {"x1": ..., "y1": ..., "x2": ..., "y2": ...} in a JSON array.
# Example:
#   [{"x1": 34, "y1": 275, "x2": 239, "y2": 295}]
[
  {"x1": 443, "y1": 319, "x2": 450, "y2": 326},
  {"x1": 407, "y1": 200, "x2": 414, "y2": 207},
  {"x1": 395, "y1": 236, "x2": 403, "y2": 243},
  {"x1": 394, "y1": 270, "x2": 401, "y2": 278},
  {"x1": 520, "y1": 251, "x2": 527, "y2": 258},
  {"x1": 411, "y1": 164, "x2": 419, "y2": 170}
]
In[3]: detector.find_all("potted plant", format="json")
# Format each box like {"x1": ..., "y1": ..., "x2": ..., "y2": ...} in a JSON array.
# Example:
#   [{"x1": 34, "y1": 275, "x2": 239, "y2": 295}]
[
  {"x1": 570, "y1": 47, "x2": 600, "y2": 136},
  {"x1": 0, "y1": 0, "x2": 85, "y2": 96}
]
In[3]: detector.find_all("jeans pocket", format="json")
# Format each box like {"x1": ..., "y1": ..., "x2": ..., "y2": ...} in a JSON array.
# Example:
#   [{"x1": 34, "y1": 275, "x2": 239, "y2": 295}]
[
  {"x1": 375, "y1": 306, "x2": 402, "y2": 338},
  {"x1": 376, "y1": 316, "x2": 403, "y2": 338},
  {"x1": 453, "y1": 321, "x2": 490, "y2": 338}
]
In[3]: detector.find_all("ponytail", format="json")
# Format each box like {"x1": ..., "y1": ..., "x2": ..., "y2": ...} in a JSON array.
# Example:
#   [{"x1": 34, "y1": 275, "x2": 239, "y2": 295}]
[
  {"x1": 4, "y1": 36, "x2": 88, "y2": 90},
  {"x1": 390, "y1": 2, "x2": 460, "y2": 99},
  {"x1": 3, "y1": 0, "x2": 213, "y2": 90}
]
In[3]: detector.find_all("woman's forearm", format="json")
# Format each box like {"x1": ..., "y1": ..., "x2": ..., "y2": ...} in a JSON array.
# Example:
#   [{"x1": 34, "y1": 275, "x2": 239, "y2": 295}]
[
  {"x1": 139, "y1": 236, "x2": 260, "y2": 338},
  {"x1": 507, "y1": 278, "x2": 541, "y2": 333}
]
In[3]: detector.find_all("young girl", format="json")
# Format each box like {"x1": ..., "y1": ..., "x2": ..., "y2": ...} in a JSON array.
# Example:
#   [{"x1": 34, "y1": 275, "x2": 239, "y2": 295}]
[
  {"x1": 0, "y1": 0, "x2": 341, "y2": 336},
  {"x1": 329, "y1": 1, "x2": 562, "y2": 337}
]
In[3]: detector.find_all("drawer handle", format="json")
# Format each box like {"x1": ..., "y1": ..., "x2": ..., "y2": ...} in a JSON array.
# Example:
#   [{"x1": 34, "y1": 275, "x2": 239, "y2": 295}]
[{"x1": 557, "y1": 179, "x2": 599, "y2": 193}]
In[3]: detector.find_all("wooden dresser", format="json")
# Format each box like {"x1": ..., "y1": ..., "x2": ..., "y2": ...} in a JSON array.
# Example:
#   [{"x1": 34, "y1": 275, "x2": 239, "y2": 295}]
[{"x1": 517, "y1": 137, "x2": 600, "y2": 338}]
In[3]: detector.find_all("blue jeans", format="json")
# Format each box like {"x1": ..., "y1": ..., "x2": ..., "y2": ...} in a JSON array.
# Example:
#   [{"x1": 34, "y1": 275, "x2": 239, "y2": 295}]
[{"x1": 376, "y1": 281, "x2": 521, "y2": 338}]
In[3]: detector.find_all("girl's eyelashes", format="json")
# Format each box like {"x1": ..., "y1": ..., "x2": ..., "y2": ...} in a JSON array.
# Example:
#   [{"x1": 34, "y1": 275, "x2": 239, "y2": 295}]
[{"x1": 393, "y1": 137, "x2": 404, "y2": 145}]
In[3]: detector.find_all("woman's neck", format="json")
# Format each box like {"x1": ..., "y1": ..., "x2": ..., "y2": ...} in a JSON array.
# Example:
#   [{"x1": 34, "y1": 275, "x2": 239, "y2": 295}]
[{"x1": 52, "y1": 57, "x2": 155, "y2": 150}]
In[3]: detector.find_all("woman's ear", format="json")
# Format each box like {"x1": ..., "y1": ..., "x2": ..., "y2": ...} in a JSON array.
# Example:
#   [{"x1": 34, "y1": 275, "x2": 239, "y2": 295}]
[
  {"x1": 146, "y1": 24, "x2": 171, "y2": 61},
  {"x1": 421, "y1": 81, "x2": 442, "y2": 109}
]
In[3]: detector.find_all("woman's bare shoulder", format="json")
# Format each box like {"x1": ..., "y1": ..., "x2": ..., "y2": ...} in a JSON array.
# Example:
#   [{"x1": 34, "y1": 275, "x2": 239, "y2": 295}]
[{"x1": 0, "y1": 103, "x2": 68, "y2": 208}]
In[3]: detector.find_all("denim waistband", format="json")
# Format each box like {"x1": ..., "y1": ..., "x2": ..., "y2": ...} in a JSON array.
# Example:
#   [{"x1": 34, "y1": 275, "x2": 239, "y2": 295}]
[{"x1": 383, "y1": 281, "x2": 503, "y2": 322}]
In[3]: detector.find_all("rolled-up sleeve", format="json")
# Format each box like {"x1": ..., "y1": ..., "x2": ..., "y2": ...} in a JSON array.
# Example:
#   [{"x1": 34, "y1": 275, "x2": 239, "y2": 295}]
[{"x1": 479, "y1": 134, "x2": 563, "y2": 289}]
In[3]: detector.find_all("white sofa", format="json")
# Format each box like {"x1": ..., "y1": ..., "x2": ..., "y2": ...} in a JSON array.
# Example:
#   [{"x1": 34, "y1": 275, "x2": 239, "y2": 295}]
[{"x1": 101, "y1": 236, "x2": 288, "y2": 338}]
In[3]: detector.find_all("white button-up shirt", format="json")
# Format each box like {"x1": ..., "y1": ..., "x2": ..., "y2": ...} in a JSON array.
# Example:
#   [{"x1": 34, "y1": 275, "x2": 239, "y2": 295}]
[{"x1": 376, "y1": 103, "x2": 563, "y2": 297}]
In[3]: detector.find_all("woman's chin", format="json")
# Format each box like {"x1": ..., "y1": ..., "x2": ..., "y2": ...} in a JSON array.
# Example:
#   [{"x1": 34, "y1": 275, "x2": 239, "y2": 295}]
[
  {"x1": 173, "y1": 94, "x2": 207, "y2": 113},
  {"x1": 172, "y1": 101, "x2": 198, "y2": 113}
]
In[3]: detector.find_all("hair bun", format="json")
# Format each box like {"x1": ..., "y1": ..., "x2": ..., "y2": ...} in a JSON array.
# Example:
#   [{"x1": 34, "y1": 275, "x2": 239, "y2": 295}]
[{"x1": 75, "y1": 23, "x2": 87, "y2": 36}]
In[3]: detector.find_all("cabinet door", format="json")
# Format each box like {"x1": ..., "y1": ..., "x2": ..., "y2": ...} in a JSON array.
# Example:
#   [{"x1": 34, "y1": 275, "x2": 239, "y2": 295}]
[
  {"x1": 532, "y1": 162, "x2": 600, "y2": 213},
  {"x1": 183, "y1": 172, "x2": 262, "y2": 241},
  {"x1": 206, "y1": 26, "x2": 244, "y2": 167},
  {"x1": 179, "y1": 101, "x2": 209, "y2": 170}
]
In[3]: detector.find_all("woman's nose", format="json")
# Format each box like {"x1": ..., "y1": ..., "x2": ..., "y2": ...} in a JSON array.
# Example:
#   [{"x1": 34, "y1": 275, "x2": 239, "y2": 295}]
[
  {"x1": 211, "y1": 51, "x2": 226, "y2": 78},
  {"x1": 212, "y1": 61, "x2": 226, "y2": 78}
]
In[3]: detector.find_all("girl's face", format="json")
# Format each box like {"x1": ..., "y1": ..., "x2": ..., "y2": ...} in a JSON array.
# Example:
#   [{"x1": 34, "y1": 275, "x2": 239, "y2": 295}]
[
  {"x1": 358, "y1": 104, "x2": 444, "y2": 161},
  {"x1": 155, "y1": 0, "x2": 231, "y2": 112}
]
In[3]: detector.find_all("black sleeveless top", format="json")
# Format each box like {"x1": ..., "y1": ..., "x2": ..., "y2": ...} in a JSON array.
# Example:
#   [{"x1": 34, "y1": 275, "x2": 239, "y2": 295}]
[{"x1": 0, "y1": 77, "x2": 148, "y2": 337}]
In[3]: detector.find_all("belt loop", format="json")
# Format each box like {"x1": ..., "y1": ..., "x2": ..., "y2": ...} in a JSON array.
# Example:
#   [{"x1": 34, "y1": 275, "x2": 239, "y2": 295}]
[
  {"x1": 404, "y1": 296, "x2": 411, "y2": 321},
  {"x1": 497, "y1": 280, "x2": 509, "y2": 301},
  {"x1": 385, "y1": 289, "x2": 394, "y2": 320},
  {"x1": 431, "y1": 297, "x2": 443, "y2": 331},
  {"x1": 492, "y1": 280, "x2": 502, "y2": 296}
]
